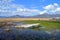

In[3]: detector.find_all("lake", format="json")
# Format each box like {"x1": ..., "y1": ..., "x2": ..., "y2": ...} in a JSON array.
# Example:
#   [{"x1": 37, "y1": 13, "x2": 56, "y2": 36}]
[{"x1": 0, "y1": 22, "x2": 60, "y2": 40}]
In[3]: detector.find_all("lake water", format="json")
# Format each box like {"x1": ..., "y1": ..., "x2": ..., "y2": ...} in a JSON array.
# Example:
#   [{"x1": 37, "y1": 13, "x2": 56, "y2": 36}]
[
  {"x1": 0, "y1": 22, "x2": 60, "y2": 40},
  {"x1": 0, "y1": 28, "x2": 60, "y2": 40}
]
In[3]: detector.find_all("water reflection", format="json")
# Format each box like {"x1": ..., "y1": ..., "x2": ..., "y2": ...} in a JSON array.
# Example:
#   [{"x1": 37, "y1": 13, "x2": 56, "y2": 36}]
[
  {"x1": 0, "y1": 29, "x2": 60, "y2": 40},
  {"x1": 0, "y1": 22, "x2": 60, "y2": 40}
]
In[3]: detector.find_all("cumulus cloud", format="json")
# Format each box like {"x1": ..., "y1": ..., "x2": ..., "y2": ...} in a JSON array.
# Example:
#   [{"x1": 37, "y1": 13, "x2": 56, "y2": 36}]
[
  {"x1": 40, "y1": 10, "x2": 47, "y2": 14},
  {"x1": 0, "y1": 0, "x2": 41, "y2": 16},
  {"x1": 42, "y1": 3, "x2": 60, "y2": 14},
  {"x1": 0, "y1": 0, "x2": 14, "y2": 3},
  {"x1": 0, "y1": 0, "x2": 60, "y2": 16},
  {"x1": 55, "y1": 7, "x2": 60, "y2": 12},
  {"x1": 43, "y1": 3, "x2": 59, "y2": 10}
]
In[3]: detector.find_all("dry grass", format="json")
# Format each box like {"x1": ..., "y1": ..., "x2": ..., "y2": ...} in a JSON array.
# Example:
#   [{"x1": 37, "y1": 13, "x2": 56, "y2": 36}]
[{"x1": 0, "y1": 18, "x2": 52, "y2": 22}]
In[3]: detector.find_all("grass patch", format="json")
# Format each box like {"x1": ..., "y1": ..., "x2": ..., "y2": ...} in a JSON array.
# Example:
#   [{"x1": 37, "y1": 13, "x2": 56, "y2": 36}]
[{"x1": 23, "y1": 20, "x2": 60, "y2": 30}]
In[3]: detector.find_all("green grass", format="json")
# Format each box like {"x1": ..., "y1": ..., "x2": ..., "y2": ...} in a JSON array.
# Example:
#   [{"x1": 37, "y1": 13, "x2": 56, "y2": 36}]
[{"x1": 23, "y1": 20, "x2": 60, "y2": 30}]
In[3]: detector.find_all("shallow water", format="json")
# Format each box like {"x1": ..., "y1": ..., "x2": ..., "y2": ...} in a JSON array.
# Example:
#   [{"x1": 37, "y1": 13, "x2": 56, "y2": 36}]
[
  {"x1": 0, "y1": 22, "x2": 60, "y2": 40},
  {"x1": 0, "y1": 29, "x2": 60, "y2": 40}
]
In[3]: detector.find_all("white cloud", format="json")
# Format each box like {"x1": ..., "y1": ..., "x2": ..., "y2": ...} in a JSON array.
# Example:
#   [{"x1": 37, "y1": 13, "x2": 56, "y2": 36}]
[
  {"x1": 44, "y1": 4, "x2": 54, "y2": 10},
  {"x1": 0, "y1": 0, "x2": 14, "y2": 3},
  {"x1": 55, "y1": 7, "x2": 60, "y2": 12},
  {"x1": 0, "y1": 0, "x2": 60, "y2": 16},
  {"x1": 54, "y1": 3, "x2": 59, "y2": 7},
  {"x1": 42, "y1": 3, "x2": 60, "y2": 14},
  {"x1": 43, "y1": 3, "x2": 59, "y2": 10},
  {"x1": 40, "y1": 10, "x2": 47, "y2": 14},
  {"x1": 0, "y1": 0, "x2": 41, "y2": 16},
  {"x1": 16, "y1": 8, "x2": 41, "y2": 16}
]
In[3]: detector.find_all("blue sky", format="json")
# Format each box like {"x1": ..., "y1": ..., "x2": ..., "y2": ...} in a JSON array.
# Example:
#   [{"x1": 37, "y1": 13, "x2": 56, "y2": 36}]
[
  {"x1": 0, "y1": 0, "x2": 60, "y2": 16},
  {"x1": 13, "y1": 0, "x2": 60, "y2": 9}
]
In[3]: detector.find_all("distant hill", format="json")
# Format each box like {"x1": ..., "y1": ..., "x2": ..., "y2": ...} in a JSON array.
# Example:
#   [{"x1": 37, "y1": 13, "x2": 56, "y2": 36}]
[
  {"x1": 0, "y1": 16, "x2": 7, "y2": 18},
  {"x1": 29, "y1": 14, "x2": 60, "y2": 18},
  {"x1": 8, "y1": 15, "x2": 25, "y2": 18},
  {"x1": 0, "y1": 14, "x2": 60, "y2": 18},
  {"x1": 0, "y1": 15, "x2": 28, "y2": 18}
]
